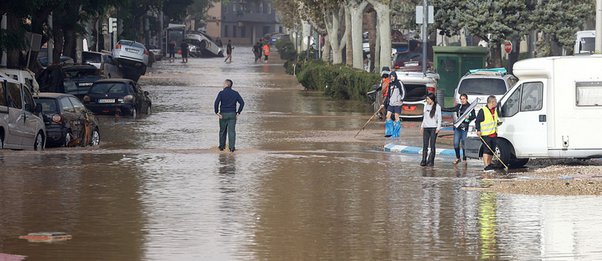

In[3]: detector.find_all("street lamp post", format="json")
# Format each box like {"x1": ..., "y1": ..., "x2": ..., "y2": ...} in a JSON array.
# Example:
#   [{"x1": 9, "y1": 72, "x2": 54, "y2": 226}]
[{"x1": 596, "y1": 0, "x2": 602, "y2": 53}]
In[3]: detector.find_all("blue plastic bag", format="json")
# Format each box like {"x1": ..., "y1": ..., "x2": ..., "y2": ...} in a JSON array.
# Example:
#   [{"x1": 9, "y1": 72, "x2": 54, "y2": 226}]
[
  {"x1": 392, "y1": 121, "x2": 401, "y2": 137},
  {"x1": 385, "y1": 120, "x2": 393, "y2": 137}
]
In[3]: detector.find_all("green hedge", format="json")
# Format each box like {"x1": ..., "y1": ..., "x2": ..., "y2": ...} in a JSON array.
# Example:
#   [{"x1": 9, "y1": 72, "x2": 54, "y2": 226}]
[
  {"x1": 274, "y1": 40, "x2": 379, "y2": 101},
  {"x1": 296, "y1": 61, "x2": 379, "y2": 101}
]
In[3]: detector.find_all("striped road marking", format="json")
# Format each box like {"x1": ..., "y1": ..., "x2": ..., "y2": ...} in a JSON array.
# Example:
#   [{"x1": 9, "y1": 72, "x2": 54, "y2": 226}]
[{"x1": 384, "y1": 143, "x2": 459, "y2": 157}]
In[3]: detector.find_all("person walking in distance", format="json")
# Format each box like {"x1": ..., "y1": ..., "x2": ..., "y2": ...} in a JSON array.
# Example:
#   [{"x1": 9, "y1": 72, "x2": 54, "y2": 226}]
[
  {"x1": 224, "y1": 40, "x2": 233, "y2": 63},
  {"x1": 384, "y1": 71, "x2": 405, "y2": 137},
  {"x1": 475, "y1": 95, "x2": 499, "y2": 171},
  {"x1": 262, "y1": 42, "x2": 270, "y2": 63},
  {"x1": 180, "y1": 41, "x2": 189, "y2": 63},
  {"x1": 420, "y1": 93, "x2": 442, "y2": 166},
  {"x1": 168, "y1": 41, "x2": 176, "y2": 63},
  {"x1": 214, "y1": 79, "x2": 245, "y2": 152},
  {"x1": 253, "y1": 41, "x2": 262, "y2": 63},
  {"x1": 442, "y1": 93, "x2": 476, "y2": 164}
]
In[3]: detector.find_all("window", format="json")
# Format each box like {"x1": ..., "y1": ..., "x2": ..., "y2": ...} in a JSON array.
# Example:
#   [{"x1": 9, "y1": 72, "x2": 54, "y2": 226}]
[
  {"x1": 458, "y1": 78, "x2": 507, "y2": 95},
  {"x1": 501, "y1": 85, "x2": 521, "y2": 117},
  {"x1": 22, "y1": 88, "x2": 35, "y2": 113},
  {"x1": 267, "y1": 3, "x2": 272, "y2": 14},
  {"x1": 7, "y1": 83, "x2": 22, "y2": 109},
  {"x1": 60, "y1": 97, "x2": 75, "y2": 113},
  {"x1": 37, "y1": 98, "x2": 58, "y2": 114},
  {"x1": 520, "y1": 82, "x2": 543, "y2": 111},
  {"x1": 259, "y1": 2, "x2": 263, "y2": 13},
  {"x1": 263, "y1": 26, "x2": 270, "y2": 36},
  {"x1": 576, "y1": 81, "x2": 602, "y2": 106},
  {"x1": 233, "y1": 26, "x2": 237, "y2": 37},
  {"x1": 69, "y1": 97, "x2": 86, "y2": 112},
  {"x1": 241, "y1": 26, "x2": 246, "y2": 38},
  {"x1": 0, "y1": 83, "x2": 6, "y2": 106},
  {"x1": 224, "y1": 25, "x2": 229, "y2": 37}
]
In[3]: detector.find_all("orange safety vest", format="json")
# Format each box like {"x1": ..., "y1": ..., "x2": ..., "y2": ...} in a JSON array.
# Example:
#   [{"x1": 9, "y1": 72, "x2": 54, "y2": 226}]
[
  {"x1": 381, "y1": 78, "x2": 390, "y2": 99},
  {"x1": 262, "y1": 45, "x2": 270, "y2": 56}
]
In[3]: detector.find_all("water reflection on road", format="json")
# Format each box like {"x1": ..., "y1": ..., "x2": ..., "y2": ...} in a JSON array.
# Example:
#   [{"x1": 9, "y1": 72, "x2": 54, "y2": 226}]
[{"x1": 1, "y1": 52, "x2": 602, "y2": 260}]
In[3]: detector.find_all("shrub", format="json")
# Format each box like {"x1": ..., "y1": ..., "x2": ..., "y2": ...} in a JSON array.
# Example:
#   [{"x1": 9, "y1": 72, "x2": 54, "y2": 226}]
[
  {"x1": 295, "y1": 61, "x2": 379, "y2": 101},
  {"x1": 275, "y1": 39, "x2": 297, "y2": 61}
]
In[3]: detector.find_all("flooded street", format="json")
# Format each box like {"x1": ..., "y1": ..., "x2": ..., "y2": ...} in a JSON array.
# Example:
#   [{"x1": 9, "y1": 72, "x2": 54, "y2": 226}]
[{"x1": 2, "y1": 51, "x2": 602, "y2": 260}]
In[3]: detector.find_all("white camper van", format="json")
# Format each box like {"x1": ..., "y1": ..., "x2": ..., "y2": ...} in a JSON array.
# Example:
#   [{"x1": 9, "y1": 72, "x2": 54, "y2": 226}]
[
  {"x1": 465, "y1": 55, "x2": 602, "y2": 167},
  {"x1": 574, "y1": 30, "x2": 595, "y2": 55}
]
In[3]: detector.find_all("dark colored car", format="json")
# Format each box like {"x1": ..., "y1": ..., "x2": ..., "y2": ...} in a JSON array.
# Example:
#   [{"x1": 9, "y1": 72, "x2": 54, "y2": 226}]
[
  {"x1": 63, "y1": 64, "x2": 103, "y2": 99},
  {"x1": 34, "y1": 93, "x2": 100, "y2": 147},
  {"x1": 83, "y1": 79, "x2": 152, "y2": 118}
]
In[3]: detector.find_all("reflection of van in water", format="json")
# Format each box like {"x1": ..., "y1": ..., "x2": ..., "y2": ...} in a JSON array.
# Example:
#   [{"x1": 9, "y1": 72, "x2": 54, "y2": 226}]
[
  {"x1": 0, "y1": 74, "x2": 46, "y2": 150},
  {"x1": 465, "y1": 55, "x2": 602, "y2": 167}
]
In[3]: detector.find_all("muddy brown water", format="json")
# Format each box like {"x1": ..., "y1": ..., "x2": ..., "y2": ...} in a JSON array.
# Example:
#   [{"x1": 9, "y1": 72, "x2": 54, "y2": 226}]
[{"x1": 2, "y1": 51, "x2": 602, "y2": 260}]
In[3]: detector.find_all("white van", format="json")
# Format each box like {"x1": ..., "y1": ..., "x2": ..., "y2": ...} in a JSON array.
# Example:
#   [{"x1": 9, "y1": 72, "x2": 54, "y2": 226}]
[
  {"x1": 0, "y1": 68, "x2": 40, "y2": 93},
  {"x1": 574, "y1": 30, "x2": 595, "y2": 55},
  {"x1": 465, "y1": 55, "x2": 602, "y2": 167},
  {"x1": 0, "y1": 74, "x2": 46, "y2": 150}
]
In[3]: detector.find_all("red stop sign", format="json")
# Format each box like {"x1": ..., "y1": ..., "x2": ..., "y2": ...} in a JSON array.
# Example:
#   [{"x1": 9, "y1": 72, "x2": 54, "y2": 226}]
[{"x1": 503, "y1": 41, "x2": 513, "y2": 54}]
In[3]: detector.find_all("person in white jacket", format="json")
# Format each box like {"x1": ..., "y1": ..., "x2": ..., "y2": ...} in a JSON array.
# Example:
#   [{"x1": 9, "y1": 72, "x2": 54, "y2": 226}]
[
  {"x1": 384, "y1": 71, "x2": 405, "y2": 137},
  {"x1": 420, "y1": 92, "x2": 442, "y2": 166}
]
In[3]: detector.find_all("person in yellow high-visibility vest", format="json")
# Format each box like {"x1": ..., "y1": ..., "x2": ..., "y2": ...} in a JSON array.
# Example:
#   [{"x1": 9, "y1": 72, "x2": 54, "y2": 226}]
[{"x1": 475, "y1": 96, "x2": 498, "y2": 171}]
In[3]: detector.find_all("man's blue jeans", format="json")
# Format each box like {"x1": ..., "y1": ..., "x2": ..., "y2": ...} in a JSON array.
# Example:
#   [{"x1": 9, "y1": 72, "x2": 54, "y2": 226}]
[{"x1": 219, "y1": 112, "x2": 237, "y2": 150}]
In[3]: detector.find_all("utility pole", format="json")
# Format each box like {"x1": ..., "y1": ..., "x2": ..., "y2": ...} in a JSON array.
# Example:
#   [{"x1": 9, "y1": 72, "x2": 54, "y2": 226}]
[
  {"x1": 422, "y1": 0, "x2": 427, "y2": 75},
  {"x1": 595, "y1": 0, "x2": 602, "y2": 53}
]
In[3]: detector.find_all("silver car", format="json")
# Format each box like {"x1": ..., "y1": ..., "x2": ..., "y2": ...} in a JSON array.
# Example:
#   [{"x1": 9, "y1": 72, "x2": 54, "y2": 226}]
[
  {"x1": 112, "y1": 40, "x2": 149, "y2": 79},
  {"x1": 0, "y1": 74, "x2": 46, "y2": 150}
]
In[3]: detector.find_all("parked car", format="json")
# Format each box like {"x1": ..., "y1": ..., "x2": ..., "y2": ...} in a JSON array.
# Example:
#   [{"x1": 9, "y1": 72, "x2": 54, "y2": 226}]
[
  {"x1": 62, "y1": 64, "x2": 104, "y2": 99},
  {"x1": 0, "y1": 74, "x2": 46, "y2": 150},
  {"x1": 453, "y1": 68, "x2": 517, "y2": 110},
  {"x1": 112, "y1": 40, "x2": 149, "y2": 81},
  {"x1": 83, "y1": 79, "x2": 152, "y2": 118},
  {"x1": 184, "y1": 33, "x2": 223, "y2": 57},
  {"x1": 146, "y1": 45, "x2": 163, "y2": 61},
  {"x1": 34, "y1": 93, "x2": 100, "y2": 147},
  {"x1": 82, "y1": 51, "x2": 123, "y2": 78},
  {"x1": 38, "y1": 55, "x2": 74, "y2": 68}
]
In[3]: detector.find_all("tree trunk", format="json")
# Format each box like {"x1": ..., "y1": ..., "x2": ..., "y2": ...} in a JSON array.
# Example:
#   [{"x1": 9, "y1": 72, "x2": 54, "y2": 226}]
[
  {"x1": 369, "y1": 0, "x2": 391, "y2": 72},
  {"x1": 507, "y1": 37, "x2": 521, "y2": 74},
  {"x1": 63, "y1": 28, "x2": 77, "y2": 61},
  {"x1": 489, "y1": 41, "x2": 502, "y2": 68},
  {"x1": 53, "y1": 28, "x2": 64, "y2": 64},
  {"x1": 367, "y1": 9, "x2": 377, "y2": 72},
  {"x1": 5, "y1": 13, "x2": 24, "y2": 68},
  {"x1": 374, "y1": 14, "x2": 380, "y2": 72},
  {"x1": 344, "y1": 6, "x2": 352, "y2": 66},
  {"x1": 350, "y1": 1, "x2": 369, "y2": 69},
  {"x1": 324, "y1": 6, "x2": 346, "y2": 64},
  {"x1": 322, "y1": 38, "x2": 331, "y2": 62}
]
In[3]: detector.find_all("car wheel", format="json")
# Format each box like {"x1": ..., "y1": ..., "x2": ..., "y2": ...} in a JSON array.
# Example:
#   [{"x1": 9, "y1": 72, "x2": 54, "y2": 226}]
[
  {"x1": 34, "y1": 132, "x2": 44, "y2": 151},
  {"x1": 494, "y1": 139, "x2": 514, "y2": 169},
  {"x1": 90, "y1": 128, "x2": 100, "y2": 146},
  {"x1": 131, "y1": 107, "x2": 137, "y2": 119},
  {"x1": 63, "y1": 131, "x2": 72, "y2": 147}
]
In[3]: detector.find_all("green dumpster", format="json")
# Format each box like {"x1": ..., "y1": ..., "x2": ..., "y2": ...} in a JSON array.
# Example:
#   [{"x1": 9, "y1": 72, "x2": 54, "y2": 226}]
[{"x1": 433, "y1": 46, "x2": 488, "y2": 98}]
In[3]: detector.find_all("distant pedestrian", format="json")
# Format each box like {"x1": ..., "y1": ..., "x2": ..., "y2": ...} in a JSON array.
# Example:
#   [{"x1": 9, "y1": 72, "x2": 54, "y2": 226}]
[
  {"x1": 224, "y1": 40, "x2": 233, "y2": 63},
  {"x1": 180, "y1": 41, "x2": 189, "y2": 63},
  {"x1": 475, "y1": 95, "x2": 499, "y2": 172},
  {"x1": 442, "y1": 93, "x2": 476, "y2": 164},
  {"x1": 252, "y1": 41, "x2": 262, "y2": 63},
  {"x1": 420, "y1": 92, "x2": 442, "y2": 167},
  {"x1": 262, "y1": 43, "x2": 270, "y2": 63},
  {"x1": 214, "y1": 79, "x2": 245, "y2": 152},
  {"x1": 168, "y1": 41, "x2": 176, "y2": 63},
  {"x1": 384, "y1": 71, "x2": 404, "y2": 137}
]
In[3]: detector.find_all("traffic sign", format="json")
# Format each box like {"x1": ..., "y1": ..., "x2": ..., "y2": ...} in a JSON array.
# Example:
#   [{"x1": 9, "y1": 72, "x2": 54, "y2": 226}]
[
  {"x1": 109, "y1": 17, "x2": 117, "y2": 33},
  {"x1": 503, "y1": 41, "x2": 513, "y2": 54}
]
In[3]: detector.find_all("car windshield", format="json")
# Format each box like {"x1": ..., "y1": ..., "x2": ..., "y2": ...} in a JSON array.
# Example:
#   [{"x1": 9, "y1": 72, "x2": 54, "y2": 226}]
[
  {"x1": 90, "y1": 83, "x2": 128, "y2": 94},
  {"x1": 64, "y1": 68, "x2": 99, "y2": 78},
  {"x1": 458, "y1": 78, "x2": 507, "y2": 95},
  {"x1": 35, "y1": 98, "x2": 59, "y2": 114},
  {"x1": 82, "y1": 52, "x2": 101, "y2": 63}
]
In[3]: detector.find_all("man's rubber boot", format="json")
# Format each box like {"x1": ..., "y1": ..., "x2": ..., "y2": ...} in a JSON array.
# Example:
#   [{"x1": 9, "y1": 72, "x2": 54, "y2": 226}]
[
  {"x1": 392, "y1": 121, "x2": 401, "y2": 137},
  {"x1": 420, "y1": 150, "x2": 428, "y2": 166},
  {"x1": 385, "y1": 120, "x2": 393, "y2": 137}
]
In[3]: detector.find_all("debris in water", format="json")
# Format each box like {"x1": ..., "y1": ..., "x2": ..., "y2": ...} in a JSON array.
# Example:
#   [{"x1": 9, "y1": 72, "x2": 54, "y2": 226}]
[{"x1": 19, "y1": 232, "x2": 72, "y2": 243}]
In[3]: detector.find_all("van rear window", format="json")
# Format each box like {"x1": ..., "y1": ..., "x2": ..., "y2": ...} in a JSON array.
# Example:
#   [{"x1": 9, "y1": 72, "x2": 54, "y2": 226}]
[
  {"x1": 458, "y1": 78, "x2": 507, "y2": 95},
  {"x1": 90, "y1": 83, "x2": 127, "y2": 94},
  {"x1": 0, "y1": 83, "x2": 5, "y2": 106},
  {"x1": 576, "y1": 82, "x2": 602, "y2": 106}
]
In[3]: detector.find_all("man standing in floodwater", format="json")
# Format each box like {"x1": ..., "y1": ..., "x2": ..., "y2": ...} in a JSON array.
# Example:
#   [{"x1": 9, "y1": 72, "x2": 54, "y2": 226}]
[
  {"x1": 224, "y1": 40, "x2": 233, "y2": 63},
  {"x1": 214, "y1": 79, "x2": 245, "y2": 152}
]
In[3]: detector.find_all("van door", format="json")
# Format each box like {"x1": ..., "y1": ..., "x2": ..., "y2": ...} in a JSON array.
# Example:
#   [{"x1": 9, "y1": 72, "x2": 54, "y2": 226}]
[
  {"x1": 22, "y1": 87, "x2": 41, "y2": 147},
  {"x1": 0, "y1": 81, "x2": 12, "y2": 147},
  {"x1": 499, "y1": 81, "x2": 547, "y2": 157},
  {"x1": 6, "y1": 82, "x2": 26, "y2": 148}
]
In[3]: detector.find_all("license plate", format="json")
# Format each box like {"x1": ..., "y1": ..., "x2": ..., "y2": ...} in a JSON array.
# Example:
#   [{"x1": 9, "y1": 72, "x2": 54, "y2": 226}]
[
  {"x1": 98, "y1": 98, "x2": 115, "y2": 103},
  {"x1": 78, "y1": 82, "x2": 93, "y2": 86},
  {"x1": 126, "y1": 48, "x2": 138, "y2": 53}
]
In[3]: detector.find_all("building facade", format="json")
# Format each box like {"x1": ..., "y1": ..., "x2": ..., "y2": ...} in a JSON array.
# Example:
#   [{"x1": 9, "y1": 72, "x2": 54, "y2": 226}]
[{"x1": 206, "y1": 0, "x2": 282, "y2": 46}]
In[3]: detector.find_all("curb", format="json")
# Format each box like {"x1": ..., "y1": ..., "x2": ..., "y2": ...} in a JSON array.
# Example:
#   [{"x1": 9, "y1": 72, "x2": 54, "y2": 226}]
[{"x1": 384, "y1": 143, "x2": 459, "y2": 157}]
